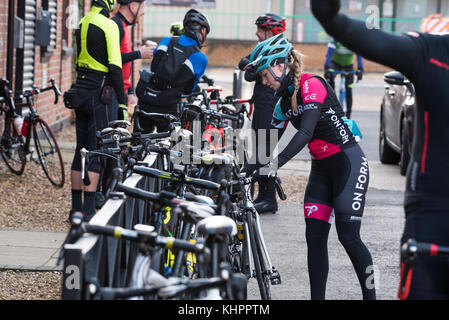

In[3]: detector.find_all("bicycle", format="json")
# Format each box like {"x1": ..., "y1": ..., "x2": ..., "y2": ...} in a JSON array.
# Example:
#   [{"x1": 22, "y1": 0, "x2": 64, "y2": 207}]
[
  {"x1": 326, "y1": 69, "x2": 360, "y2": 115},
  {"x1": 90, "y1": 180, "x2": 243, "y2": 299},
  {"x1": 225, "y1": 173, "x2": 286, "y2": 300},
  {"x1": 0, "y1": 78, "x2": 65, "y2": 187},
  {"x1": 60, "y1": 212, "x2": 245, "y2": 300}
]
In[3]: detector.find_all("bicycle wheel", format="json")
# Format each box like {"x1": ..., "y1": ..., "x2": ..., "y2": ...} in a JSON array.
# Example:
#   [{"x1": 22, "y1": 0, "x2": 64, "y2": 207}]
[
  {"x1": 0, "y1": 120, "x2": 26, "y2": 175},
  {"x1": 33, "y1": 118, "x2": 65, "y2": 187},
  {"x1": 253, "y1": 215, "x2": 272, "y2": 300},
  {"x1": 247, "y1": 212, "x2": 271, "y2": 300}
]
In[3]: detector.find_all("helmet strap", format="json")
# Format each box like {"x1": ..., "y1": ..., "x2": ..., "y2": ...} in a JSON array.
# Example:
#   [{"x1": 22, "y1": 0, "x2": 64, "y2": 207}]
[
  {"x1": 268, "y1": 57, "x2": 288, "y2": 83},
  {"x1": 128, "y1": 2, "x2": 143, "y2": 25}
]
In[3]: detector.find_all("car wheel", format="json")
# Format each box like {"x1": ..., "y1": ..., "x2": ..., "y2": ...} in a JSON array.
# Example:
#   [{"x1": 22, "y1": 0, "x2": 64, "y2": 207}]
[
  {"x1": 400, "y1": 117, "x2": 410, "y2": 176},
  {"x1": 379, "y1": 107, "x2": 400, "y2": 164}
]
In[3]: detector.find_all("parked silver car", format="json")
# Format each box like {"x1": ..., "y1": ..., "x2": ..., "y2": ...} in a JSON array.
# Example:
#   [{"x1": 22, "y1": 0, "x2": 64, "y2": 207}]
[{"x1": 379, "y1": 71, "x2": 415, "y2": 176}]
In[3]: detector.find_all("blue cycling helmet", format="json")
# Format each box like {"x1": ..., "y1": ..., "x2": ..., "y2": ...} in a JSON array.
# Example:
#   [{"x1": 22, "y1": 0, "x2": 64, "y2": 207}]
[{"x1": 249, "y1": 34, "x2": 293, "y2": 75}]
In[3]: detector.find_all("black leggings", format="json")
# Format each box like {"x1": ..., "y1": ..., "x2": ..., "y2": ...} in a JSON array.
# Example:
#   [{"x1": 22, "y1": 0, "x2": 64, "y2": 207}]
[
  {"x1": 252, "y1": 84, "x2": 278, "y2": 203},
  {"x1": 72, "y1": 92, "x2": 116, "y2": 173},
  {"x1": 399, "y1": 212, "x2": 449, "y2": 300},
  {"x1": 303, "y1": 144, "x2": 376, "y2": 300}
]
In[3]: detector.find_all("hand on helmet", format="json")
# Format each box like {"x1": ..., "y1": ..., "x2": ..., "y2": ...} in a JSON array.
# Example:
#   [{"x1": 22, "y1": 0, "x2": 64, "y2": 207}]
[
  {"x1": 238, "y1": 57, "x2": 251, "y2": 71},
  {"x1": 311, "y1": 0, "x2": 341, "y2": 22}
]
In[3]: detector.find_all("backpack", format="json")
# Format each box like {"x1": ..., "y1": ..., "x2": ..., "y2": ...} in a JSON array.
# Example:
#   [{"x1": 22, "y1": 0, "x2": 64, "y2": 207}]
[{"x1": 136, "y1": 37, "x2": 200, "y2": 107}]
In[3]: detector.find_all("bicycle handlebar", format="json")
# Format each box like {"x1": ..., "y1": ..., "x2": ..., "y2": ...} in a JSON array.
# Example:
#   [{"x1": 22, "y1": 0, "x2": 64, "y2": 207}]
[
  {"x1": 401, "y1": 238, "x2": 449, "y2": 260},
  {"x1": 203, "y1": 109, "x2": 240, "y2": 122},
  {"x1": 101, "y1": 131, "x2": 171, "y2": 146},
  {"x1": 17, "y1": 78, "x2": 61, "y2": 104},
  {"x1": 132, "y1": 166, "x2": 221, "y2": 191},
  {"x1": 228, "y1": 173, "x2": 287, "y2": 200}
]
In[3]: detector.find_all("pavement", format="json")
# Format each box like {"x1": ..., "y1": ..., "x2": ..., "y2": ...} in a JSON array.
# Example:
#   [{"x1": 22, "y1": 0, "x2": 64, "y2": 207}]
[{"x1": 0, "y1": 229, "x2": 67, "y2": 271}]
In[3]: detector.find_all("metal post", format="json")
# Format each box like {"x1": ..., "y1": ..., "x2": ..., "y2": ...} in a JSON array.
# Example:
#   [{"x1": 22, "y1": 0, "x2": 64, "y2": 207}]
[
  {"x1": 15, "y1": 0, "x2": 25, "y2": 92},
  {"x1": 280, "y1": 0, "x2": 285, "y2": 16},
  {"x1": 6, "y1": 0, "x2": 15, "y2": 83}
]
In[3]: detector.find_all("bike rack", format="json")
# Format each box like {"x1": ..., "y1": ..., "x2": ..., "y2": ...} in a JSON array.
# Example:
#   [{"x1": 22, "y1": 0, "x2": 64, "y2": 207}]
[{"x1": 61, "y1": 152, "x2": 165, "y2": 300}]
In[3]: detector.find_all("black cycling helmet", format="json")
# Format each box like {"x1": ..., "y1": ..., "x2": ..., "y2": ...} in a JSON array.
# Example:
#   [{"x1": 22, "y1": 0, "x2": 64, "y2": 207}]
[
  {"x1": 92, "y1": 0, "x2": 117, "y2": 12},
  {"x1": 183, "y1": 9, "x2": 210, "y2": 46},
  {"x1": 255, "y1": 13, "x2": 286, "y2": 35}
]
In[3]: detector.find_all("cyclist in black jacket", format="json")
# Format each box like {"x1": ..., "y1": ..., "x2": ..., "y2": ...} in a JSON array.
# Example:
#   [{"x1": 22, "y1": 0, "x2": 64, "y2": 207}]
[
  {"x1": 238, "y1": 13, "x2": 287, "y2": 214},
  {"x1": 312, "y1": 0, "x2": 449, "y2": 300}
]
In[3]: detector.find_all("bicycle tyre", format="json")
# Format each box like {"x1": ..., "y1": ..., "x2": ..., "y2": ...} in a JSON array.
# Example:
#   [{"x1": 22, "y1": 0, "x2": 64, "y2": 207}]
[
  {"x1": 0, "y1": 120, "x2": 26, "y2": 175},
  {"x1": 253, "y1": 215, "x2": 272, "y2": 300},
  {"x1": 33, "y1": 118, "x2": 65, "y2": 188},
  {"x1": 247, "y1": 212, "x2": 271, "y2": 300}
]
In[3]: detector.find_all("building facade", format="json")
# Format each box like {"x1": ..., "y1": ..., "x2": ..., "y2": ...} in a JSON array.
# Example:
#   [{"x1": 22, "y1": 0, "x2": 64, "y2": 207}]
[
  {"x1": 143, "y1": 0, "x2": 449, "y2": 42},
  {"x1": 1, "y1": 0, "x2": 76, "y2": 131},
  {"x1": 1, "y1": 0, "x2": 144, "y2": 131}
]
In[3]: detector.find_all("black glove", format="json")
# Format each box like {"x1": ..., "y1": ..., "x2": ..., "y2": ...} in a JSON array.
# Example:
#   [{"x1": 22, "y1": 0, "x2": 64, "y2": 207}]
[
  {"x1": 238, "y1": 57, "x2": 251, "y2": 71},
  {"x1": 357, "y1": 69, "x2": 364, "y2": 81},
  {"x1": 311, "y1": 0, "x2": 341, "y2": 22},
  {"x1": 324, "y1": 65, "x2": 332, "y2": 81},
  {"x1": 118, "y1": 104, "x2": 129, "y2": 121}
]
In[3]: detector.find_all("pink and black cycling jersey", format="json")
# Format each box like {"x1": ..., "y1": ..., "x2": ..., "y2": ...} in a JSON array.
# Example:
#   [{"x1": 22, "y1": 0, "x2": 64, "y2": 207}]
[{"x1": 272, "y1": 72, "x2": 357, "y2": 167}]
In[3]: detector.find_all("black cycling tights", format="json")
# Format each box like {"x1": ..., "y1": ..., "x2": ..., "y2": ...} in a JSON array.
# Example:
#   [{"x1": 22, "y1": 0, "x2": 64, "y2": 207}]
[
  {"x1": 306, "y1": 218, "x2": 376, "y2": 300},
  {"x1": 303, "y1": 144, "x2": 376, "y2": 300}
]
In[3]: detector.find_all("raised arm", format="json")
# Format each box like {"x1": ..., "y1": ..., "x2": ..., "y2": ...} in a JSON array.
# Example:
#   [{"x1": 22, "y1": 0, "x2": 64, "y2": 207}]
[{"x1": 311, "y1": 0, "x2": 420, "y2": 80}]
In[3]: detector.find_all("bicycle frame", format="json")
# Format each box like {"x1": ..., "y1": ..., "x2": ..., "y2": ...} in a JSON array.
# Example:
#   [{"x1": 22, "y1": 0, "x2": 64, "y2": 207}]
[{"x1": 240, "y1": 184, "x2": 275, "y2": 276}]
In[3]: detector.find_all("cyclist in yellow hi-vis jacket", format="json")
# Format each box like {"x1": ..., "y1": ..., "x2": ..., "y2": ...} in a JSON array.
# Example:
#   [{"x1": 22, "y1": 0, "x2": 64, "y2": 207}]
[{"x1": 70, "y1": 0, "x2": 127, "y2": 222}]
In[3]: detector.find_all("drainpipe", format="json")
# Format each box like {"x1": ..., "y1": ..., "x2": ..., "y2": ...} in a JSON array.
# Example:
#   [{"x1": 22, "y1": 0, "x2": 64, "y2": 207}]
[{"x1": 7, "y1": 0, "x2": 15, "y2": 84}]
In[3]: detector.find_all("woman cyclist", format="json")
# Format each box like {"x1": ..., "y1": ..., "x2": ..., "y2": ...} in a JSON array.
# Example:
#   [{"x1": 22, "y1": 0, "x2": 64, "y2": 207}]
[
  {"x1": 246, "y1": 34, "x2": 376, "y2": 300},
  {"x1": 311, "y1": 0, "x2": 449, "y2": 300}
]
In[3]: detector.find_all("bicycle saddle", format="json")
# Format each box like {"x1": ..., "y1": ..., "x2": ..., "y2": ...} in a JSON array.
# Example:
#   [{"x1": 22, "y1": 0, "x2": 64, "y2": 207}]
[
  {"x1": 220, "y1": 104, "x2": 237, "y2": 114},
  {"x1": 108, "y1": 120, "x2": 131, "y2": 129},
  {"x1": 200, "y1": 153, "x2": 234, "y2": 165},
  {"x1": 184, "y1": 193, "x2": 215, "y2": 206},
  {"x1": 179, "y1": 202, "x2": 214, "y2": 223},
  {"x1": 99, "y1": 127, "x2": 131, "y2": 139},
  {"x1": 197, "y1": 216, "x2": 237, "y2": 237}
]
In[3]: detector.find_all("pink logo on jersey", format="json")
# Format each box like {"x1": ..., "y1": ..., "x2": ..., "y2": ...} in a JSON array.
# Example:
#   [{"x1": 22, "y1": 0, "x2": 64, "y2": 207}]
[{"x1": 304, "y1": 93, "x2": 318, "y2": 102}]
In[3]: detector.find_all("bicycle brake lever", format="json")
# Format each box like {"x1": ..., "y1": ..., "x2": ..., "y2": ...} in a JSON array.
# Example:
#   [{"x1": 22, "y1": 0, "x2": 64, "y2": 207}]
[{"x1": 274, "y1": 176, "x2": 287, "y2": 201}]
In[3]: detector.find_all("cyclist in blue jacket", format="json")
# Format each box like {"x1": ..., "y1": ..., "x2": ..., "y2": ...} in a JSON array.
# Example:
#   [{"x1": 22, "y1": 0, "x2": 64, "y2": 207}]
[{"x1": 137, "y1": 9, "x2": 209, "y2": 133}]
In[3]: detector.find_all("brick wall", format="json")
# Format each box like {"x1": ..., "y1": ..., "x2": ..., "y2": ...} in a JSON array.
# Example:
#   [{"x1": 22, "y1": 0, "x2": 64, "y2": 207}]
[
  {"x1": 33, "y1": 0, "x2": 73, "y2": 131},
  {"x1": 0, "y1": 0, "x2": 74, "y2": 133}
]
